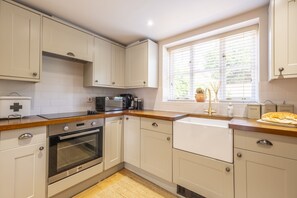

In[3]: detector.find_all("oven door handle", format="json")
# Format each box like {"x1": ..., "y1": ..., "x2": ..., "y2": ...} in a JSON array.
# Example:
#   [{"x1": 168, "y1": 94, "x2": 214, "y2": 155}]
[{"x1": 59, "y1": 129, "x2": 100, "y2": 140}]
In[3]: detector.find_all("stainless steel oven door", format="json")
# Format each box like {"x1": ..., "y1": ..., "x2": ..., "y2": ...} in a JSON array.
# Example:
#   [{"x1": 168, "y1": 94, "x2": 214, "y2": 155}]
[{"x1": 49, "y1": 127, "x2": 103, "y2": 184}]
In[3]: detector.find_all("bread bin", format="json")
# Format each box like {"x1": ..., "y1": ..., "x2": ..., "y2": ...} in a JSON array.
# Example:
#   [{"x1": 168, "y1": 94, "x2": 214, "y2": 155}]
[{"x1": 0, "y1": 96, "x2": 31, "y2": 118}]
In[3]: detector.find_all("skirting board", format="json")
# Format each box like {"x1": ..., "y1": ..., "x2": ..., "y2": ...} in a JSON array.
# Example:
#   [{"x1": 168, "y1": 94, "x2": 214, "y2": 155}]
[{"x1": 124, "y1": 162, "x2": 177, "y2": 195}]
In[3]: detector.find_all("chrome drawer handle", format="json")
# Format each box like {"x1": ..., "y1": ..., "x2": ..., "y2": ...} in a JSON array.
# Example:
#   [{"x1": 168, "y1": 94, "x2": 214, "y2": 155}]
[
  {"x1": 152, "y1": 122, "x2": 158, "y2": 127},
  {"x1": 257, "y1": 139, "x2": 273, "y2": 146},
  {"x1": 18, "y1": 133, "x2": 33, "y2": 140}
]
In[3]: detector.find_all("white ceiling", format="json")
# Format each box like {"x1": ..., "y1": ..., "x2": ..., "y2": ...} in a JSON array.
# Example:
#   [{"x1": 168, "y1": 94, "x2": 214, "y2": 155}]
[{"x1": 15, "y1": 0, "x2": 269, "y2": 45}]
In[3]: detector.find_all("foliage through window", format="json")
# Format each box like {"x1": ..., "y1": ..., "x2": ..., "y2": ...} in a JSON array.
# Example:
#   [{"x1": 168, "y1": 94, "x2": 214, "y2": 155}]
[{"x1": 168, "y1": 27, "x2": 258, "y2": 102}]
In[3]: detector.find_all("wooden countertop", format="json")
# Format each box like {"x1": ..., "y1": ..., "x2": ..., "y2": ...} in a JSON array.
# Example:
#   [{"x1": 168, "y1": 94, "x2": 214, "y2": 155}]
[
  {"x1": 0, "y1": 110, "x2": 187, "y2": 131},
  {"x1": 1, "y1": 110, "x2": 296, "y2": 138},
  {"x1": 229, "y1": 118, "x2": 297, "y2": 138}
]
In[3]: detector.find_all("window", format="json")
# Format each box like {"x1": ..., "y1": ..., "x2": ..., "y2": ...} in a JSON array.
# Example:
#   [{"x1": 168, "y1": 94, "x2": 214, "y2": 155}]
[{"x1": 168, "y1": 26, "x2": 258, "y2": 102}]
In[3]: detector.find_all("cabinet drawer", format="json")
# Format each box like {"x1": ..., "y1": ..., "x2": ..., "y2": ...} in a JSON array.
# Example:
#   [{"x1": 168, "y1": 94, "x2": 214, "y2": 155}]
[
  {"x1": 141, "y1": 118, "x2": 172, "y2": 134},
  {"x1": 0, "y1": 126, "x2": 46, "y2": 151},
  {"x1": 234, "y1": 130, "x2": 297, "y2": 160}
]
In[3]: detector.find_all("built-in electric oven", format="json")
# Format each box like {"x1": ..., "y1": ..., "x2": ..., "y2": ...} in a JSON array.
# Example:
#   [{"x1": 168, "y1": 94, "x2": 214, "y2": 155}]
[{"x1": 48, "y1": 118, "x2": 103, "y2": 184}]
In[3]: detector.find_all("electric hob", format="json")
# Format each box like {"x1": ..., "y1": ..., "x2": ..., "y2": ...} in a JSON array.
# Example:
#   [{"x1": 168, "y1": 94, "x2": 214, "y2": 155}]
[{"x1": 38, "y1": 110, "x2": 100, "y2": 120}]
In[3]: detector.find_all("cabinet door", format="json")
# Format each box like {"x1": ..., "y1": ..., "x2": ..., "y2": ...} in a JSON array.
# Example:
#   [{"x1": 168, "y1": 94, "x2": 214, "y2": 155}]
[
  {"x1": 125, "y1": 42, "x2": 148, "y2": 87},
  {"x1": 104, "y1": 117, "x2": 123, "y2": 170},
  {"x1": 234, "y1": 148, "x2": 297, "y2": 198},
  {"x1": 94, "y1": 38, "x2": 112, "y2": 86},
  {"x1": 274, "y1": 0, "x2": 297, "y2": 76},
  {"x1": 141, "y1": 129, "x2": 172, "y2": 182},
  {"x1": 0, "y1": 142, "x2": 46, "y2": 198},
  {"x1": 123, "y1": 115, "x2": 141, "y2": 167},
  {"x1": 43, "y1": 17, "x2": 93, "y2": 62},
  {"x1": 0, "y1": 1, "x2": 40, "y2": 80},
  {"x1": 173, "y1": 149, "x2": 234, "y2": 198},
  {"x1": 111, "y1": 45, "x2": 125, "y2": 87}
]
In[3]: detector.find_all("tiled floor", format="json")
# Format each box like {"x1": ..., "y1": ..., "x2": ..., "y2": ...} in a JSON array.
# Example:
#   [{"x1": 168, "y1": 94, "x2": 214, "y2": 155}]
[{"x1": 73, "y1": 169, "x2": 178, "y2": 198}]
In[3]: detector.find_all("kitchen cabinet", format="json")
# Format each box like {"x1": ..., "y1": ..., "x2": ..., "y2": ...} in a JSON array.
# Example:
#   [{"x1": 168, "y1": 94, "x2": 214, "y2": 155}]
[
  {"x1": 140, "y1": 118, "x2": 172, "y2": 182},
  {"x1": 84, "y1": 38, "x2": 125, "y2": 88},
  {"x1": 125, "y1": 39, "x2": 158, "y2": 88},
  {"x1": 269, "y1": 0, "x2": 297, "y2": 79},
  {"x1": 0, "y1": 126, "x2": 46, "y2": 198},
  {"x1": 234, "y1": 130, "x2": 297, "y2": 198},
  {"x1": 43, "y1": 17, "x2": 94, "y2": 62},
  {"x1": 0, "y1": 0, "x2": 41, "y2": 81},
  {"x1": 173, "y1": 149, "x2": 234, "y2": 198},
  {"x1": 104, "y1": 116, "x2": 123, "y2": 170},
  {"x1": 123, "y1": 115, "x2": 141, "y2": 167}
]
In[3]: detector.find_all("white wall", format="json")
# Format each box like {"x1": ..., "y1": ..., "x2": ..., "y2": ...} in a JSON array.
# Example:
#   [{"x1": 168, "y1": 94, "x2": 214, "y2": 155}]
[
  {"x1": 0, "y1": 56, "x2": 124, "y2": 115},
  {"x1": 132, "y1": 5, "x2": 297, "y2": 116}
]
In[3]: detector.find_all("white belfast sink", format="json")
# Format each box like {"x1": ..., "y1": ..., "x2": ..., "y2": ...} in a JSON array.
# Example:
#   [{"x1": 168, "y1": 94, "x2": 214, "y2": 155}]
[{"x1": 173, "y1": 117, "x2": 233, "y2": 163}]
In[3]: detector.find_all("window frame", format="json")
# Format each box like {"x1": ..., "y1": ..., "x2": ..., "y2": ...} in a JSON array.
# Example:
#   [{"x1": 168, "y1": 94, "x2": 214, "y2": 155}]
[{"x1": 166, "y1": 25, "x2": 259, "y2": 103}]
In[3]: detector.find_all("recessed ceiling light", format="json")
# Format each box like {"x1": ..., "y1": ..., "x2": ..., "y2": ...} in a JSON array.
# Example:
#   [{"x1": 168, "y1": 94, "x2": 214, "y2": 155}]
[{"x1": 147, "y1": 20, "x2": 154, "y2": 27}]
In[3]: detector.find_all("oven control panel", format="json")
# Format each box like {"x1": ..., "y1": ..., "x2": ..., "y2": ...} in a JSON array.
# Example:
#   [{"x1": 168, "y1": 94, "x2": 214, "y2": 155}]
[{"x1": 49, "y1": 118, "x2": 104, "y2": 136}]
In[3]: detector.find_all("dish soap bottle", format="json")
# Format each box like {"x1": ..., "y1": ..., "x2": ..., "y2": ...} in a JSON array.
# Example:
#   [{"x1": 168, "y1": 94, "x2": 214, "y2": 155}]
[{"x1": 227, "y1": 103, "x2": 233, "y2": 117}]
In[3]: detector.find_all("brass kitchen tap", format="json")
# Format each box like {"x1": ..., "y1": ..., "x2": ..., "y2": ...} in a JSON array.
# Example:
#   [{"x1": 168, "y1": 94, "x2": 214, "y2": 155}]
[{"x1": 204, "y1": 88, "x2": 216, "y2": 116}]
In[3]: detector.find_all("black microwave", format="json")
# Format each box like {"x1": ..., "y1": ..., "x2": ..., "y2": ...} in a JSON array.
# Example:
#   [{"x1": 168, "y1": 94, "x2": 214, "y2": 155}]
[{"x1": 96, "y1": 97, "x2": 124, "y2": 112}]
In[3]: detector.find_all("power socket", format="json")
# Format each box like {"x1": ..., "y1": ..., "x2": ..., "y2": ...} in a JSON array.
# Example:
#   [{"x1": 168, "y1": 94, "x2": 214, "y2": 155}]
[{"x1": 87, "y1": 97, "x2": 93, "y2": 103}]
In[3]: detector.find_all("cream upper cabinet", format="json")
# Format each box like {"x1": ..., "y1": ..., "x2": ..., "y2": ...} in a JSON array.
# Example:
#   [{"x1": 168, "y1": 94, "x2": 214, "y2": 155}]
[
  {"x1": 123, "y1": 115, "x2": 141, "y2": 168},
  {"x1": 111, "y1": 44, "x2": 125, "y2": 87},
  {"x1": 104, "y1": 116, "x2": 123, "y2": 170},
  {"x1": 125, "y1": 40, "x2": 158, "y2": 88},
  {"x1": 270, "y1": 0, "x2": 297, "y2": 79},
  {"x1": 84, "y1": 38, "x2": 125, "y2": 88},
  {"x1": 0, "y1": 1, "x2": 41, "y2": 81},
  {"x1": 234, "y1": 130, "x2": 297, "y2": 198},
  {"x1": 42, "y1": 17, "x2": 94, "y2": 62},
  {"x1": 173, "y1": 149, "x2": 234, "y2": 198},
  {"x1": 0, "y1": 126, "x2": 47, "y2": 198}
]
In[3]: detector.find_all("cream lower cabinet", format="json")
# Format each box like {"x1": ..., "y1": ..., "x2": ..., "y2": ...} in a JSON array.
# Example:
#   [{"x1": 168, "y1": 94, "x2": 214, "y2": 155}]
[
  {"x1": 123, "y1": 115, "x2": 141, "y2": 167},
  {"x1": 104, "y1": 116, "x2": 123, "y2": 170},
  {"x1": 140, "y1": 129, "x2": 172, "y2": 182},
  {"x1": 0, "y1": 126, "x2": 46, "y2": 198},
  {"x1": 173, "y1": 149, "x2": 234, "y2": 198},
  {"x1": 234, "y1": 130, "x2": 297, "y2": 198},
  {"x1": 0, "y1": 0, "x2": 41, "y2": 81},
  {"x1": 43, "y1": 17, "x2": 94, "y2": 62}
]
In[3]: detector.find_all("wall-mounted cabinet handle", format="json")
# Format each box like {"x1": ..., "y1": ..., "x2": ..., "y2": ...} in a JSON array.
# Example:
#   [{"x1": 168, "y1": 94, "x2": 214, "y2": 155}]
[
  {"x1": 67, "y1": 52, "x2": 75, "y2": 57},
  {"x1": 225, "y1": 167, "x2": 231, "y2": 172},
  {"x1": 18, "y1": 133, "x2": 33, "y2": 140},
  {"x1": 152, "y1": 122, "x2": 158, "y2": 127},
  {"x1": 143, "y1": 81, "x2": 146, "y2": 84},
  {"x1": 167, "y1": 137, "x2": 171, "y2": 141},
  {"x1": 95, "y1": 80, "x2": 98, "y2": 83},
  {"x1": 237, "y1": 153, "x2": 242, "y2": 158},
  {"x1": 39, "y1": 146, "x2": 44, "y2": 151},
  {"x1": 33, "y1": 72, "x2": 38, "y2": 77},
  {"x1": 257, "y1": 139, "x2": 273, "y2": 146}
]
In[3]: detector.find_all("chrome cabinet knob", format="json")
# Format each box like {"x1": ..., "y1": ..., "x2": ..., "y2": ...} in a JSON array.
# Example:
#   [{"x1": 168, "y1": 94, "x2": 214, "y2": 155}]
[
  {"x1": 112, "y1": 82, "x2": 115, "y2": 85},
  {"x1": 257, "y1": 139, "x2": 273, "y2": 146},
  {"x1": 95, "y1": 80, "x2": 98, "y2": 83},
  {"x1": 225, "y1": 167, "x2": 231, "y2": 172},
  {"x1": 91, "y1": 121, "x2": 96, "y2": 126},
  {"x1": 237, "y1": 153, "x2": 242, "y2": 158},
  {"x1": 39, "y1": 146, "x2": 44, "y2": 151},
  {"x1": 64, "y1": 126, "x2": 69, "y2": 131},
  {"x1": 126, "y1": 117, "x2": 129, "y2": 120},
  {"x1": 33, "y1": 72, "x2": 38, "y2": 77},
  {"x1": 167, "y1": 137, "x2": 171, "y2": 141},
  {"x1": 143, "y1": 81, "x2": 146, "y2": 84}
]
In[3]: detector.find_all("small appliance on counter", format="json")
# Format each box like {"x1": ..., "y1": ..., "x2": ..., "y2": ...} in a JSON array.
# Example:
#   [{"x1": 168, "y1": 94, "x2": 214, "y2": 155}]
[
  {"x1": 119, "y1": 94, "x2": 134, "y2": 109},
  {"x1": 0, "y1": 93, "x2": 31, "y2": 119},
  {"x1": 96, "y1": 96, "x2": 124, "y2": 112}
]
